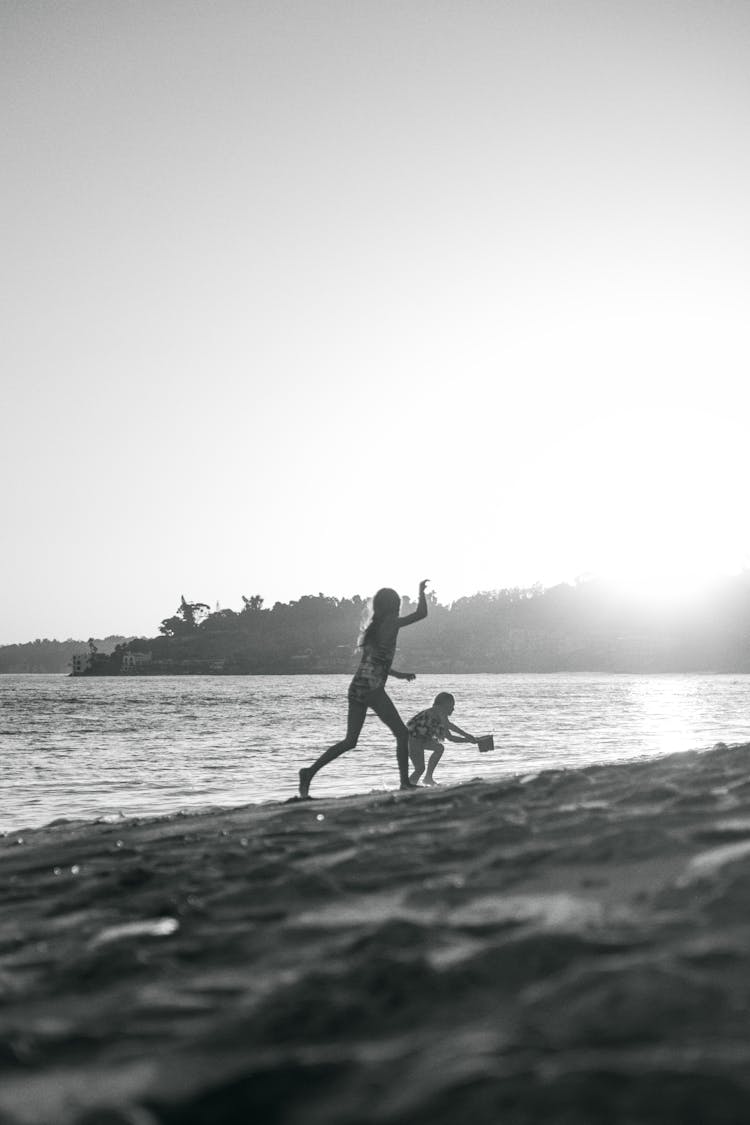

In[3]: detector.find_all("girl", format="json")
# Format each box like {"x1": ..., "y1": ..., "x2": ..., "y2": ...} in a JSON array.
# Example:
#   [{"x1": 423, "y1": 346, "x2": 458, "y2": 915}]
[{"x1": 298, "y1": 579, "x2": 429, "y2": 798}]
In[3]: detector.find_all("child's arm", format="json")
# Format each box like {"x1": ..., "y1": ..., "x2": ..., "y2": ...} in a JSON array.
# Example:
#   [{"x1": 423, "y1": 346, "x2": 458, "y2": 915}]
[
  {"x1": 388, "y1": 668, "x2": 416, "y2": 682},
  {"x1": 397, "y1": 579, "x2": 429, "y2": 628},
  {"x1": 448, "y1": 720, "x2": 477, "y2": 743}
]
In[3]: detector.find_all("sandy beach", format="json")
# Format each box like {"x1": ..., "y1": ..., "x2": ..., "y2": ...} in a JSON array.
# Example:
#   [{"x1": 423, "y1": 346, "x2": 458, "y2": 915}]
[{"x1": 2, "y1": 741, "x2": 750, "y2": 1124}]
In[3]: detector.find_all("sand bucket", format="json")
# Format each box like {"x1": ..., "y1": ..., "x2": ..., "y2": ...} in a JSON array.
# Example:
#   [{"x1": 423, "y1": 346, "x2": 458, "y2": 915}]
[{"x1": 477, "y1": 735, "x2": 494, "y2": 753}]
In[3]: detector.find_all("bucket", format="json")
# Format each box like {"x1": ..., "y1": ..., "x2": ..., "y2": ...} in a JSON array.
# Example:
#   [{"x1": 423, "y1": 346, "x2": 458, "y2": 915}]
[{"x1": 476, "y1": 734, "x2": 494, "y2": 753}]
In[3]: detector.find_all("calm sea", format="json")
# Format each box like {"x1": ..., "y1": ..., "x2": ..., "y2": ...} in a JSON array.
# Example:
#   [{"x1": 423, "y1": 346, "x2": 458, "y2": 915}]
[{"x1": 2, "y1": 673, "x2": 749, "y2": 832}]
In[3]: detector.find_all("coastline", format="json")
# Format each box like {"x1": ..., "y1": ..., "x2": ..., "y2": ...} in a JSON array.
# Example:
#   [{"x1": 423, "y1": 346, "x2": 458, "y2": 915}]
[{"x1": 2, "y1": 742, "x2": 750, "y2": 1123}]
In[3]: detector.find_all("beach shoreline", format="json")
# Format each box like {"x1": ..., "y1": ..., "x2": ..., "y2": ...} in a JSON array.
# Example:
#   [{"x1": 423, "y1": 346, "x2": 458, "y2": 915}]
[{"x1": 2, "y1": 741, "x2": 750, "y2": 1123}]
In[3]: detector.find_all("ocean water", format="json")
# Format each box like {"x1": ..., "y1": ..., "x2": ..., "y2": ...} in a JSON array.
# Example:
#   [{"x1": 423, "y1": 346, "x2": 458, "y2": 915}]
[{"x1": 1, "y1": 672, "x2": 749, "y2": 832}]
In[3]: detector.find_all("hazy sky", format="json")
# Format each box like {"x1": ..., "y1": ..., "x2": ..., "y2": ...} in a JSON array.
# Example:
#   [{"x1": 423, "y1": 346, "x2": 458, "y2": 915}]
[{"x1": 2, "y1": 0, "x2": 749, "y2": 642}]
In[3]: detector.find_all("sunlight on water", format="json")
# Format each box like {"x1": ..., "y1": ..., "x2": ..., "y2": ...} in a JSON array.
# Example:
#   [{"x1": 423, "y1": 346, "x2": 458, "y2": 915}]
[{"x1": 1, "y1": 673, "x2": 749, "y2": 831}]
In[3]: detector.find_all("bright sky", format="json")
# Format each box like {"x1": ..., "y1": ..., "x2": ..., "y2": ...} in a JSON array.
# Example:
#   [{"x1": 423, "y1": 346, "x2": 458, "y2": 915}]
[{"x1": 2, "y1": 0, "x2": 749, "y2": 643}]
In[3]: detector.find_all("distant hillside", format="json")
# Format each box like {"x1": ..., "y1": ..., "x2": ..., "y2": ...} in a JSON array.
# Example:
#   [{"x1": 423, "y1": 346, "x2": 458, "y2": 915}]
[
  {"x1": 57, "y1": 575, "x2": 750, "y2": 676},
  {"x1": 0, "y1": 637, "x2": 130, "y2": 674}
]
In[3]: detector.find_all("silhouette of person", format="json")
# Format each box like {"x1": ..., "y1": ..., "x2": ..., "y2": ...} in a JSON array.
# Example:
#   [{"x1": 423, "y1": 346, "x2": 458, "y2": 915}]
[
  {"x1": 407, "y1": 692, "x2": 478, "y2": 786},
  {"x1": 298, "y1": 580, "x2": 429, "y2": 797}
]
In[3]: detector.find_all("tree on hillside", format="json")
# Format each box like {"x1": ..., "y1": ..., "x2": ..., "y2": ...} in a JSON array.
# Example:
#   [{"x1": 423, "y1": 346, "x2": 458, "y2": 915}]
[
  {"x1": 202, "y1": 608, "x2": 240, "y2": 634},
  {"x1": 179, "y1": 596, "x2": 210, "y2": 628},
  {"x1": 159, "y1": 595, "x2": 211, "y2": 637},
  {"x1": 241, "y1": 594, "x2": 264, "y2": 613}
]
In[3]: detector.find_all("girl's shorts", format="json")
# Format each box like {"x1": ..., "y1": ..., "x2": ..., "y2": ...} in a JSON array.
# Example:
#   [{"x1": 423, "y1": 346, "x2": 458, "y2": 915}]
[{"x1": 348, "y1": 676, "x2": 384, "y2": 706}]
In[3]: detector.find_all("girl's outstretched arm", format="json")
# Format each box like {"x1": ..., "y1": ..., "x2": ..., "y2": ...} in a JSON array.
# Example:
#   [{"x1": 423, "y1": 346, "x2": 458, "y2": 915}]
[
  {"x1": 397, "y1": 579, "x2": 429, "y2": 628},
  {"x1": 389, "y1": 668, "x2": 416, "y2": 681}
]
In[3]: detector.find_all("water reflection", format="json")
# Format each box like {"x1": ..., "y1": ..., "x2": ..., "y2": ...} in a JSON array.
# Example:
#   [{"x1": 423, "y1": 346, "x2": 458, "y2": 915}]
[{"x1": 1, "y1": 673, "x2": 749, "y2": 831}]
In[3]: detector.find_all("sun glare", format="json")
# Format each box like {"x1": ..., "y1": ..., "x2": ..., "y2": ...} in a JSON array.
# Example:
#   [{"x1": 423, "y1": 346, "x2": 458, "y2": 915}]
[
  {"x1": 596, "y1": 523, "x2": 744, "y2": 608},
  {"x1": 603, "y1": 567, "x2": 725, "y2": 608},
  {"x1": 547, "y1": 407, "x2": 749, "y2": 605}
]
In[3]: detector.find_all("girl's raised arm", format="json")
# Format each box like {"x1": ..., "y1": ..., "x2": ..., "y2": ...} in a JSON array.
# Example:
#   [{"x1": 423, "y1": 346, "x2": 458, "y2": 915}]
[{"x1": 398, "y1": 579, "x2": 430, "y2": 629}]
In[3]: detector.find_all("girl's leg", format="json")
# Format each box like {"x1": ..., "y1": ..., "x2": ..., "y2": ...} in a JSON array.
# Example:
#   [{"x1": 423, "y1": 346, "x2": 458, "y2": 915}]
[
  {"x1": 299, "y1": 700, "x2": 368, "y2": 798},
  {"x1": 424, "y1": 740, "x2": 444, "y2": 785},
  {"x1": 368, "y1": 689, "x2": 414, "y2": 788},
  {"x1": 408, "y1": 736, "x2": 426, "y2": 785}
]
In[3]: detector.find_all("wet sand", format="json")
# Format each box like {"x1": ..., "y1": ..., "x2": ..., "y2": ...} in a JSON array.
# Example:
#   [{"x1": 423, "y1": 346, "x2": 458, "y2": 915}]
[{"x1": 2, "y1": 741, "x2": 750, "y2": 1124}]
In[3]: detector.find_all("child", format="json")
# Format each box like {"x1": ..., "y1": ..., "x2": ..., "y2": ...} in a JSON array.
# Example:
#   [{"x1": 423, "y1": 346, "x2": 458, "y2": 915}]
[
  {"x1": 407, "y1": 692, "x2": 477, "y2": 786},
  {"x1": 298, "y1": 579, "x2": 430, "y2": 798}
]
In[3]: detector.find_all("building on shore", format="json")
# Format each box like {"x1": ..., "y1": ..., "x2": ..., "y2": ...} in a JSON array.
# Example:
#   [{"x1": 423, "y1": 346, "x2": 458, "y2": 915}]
[{"x1": 70, "y1": 650, "x2": 114, "y2": 676}]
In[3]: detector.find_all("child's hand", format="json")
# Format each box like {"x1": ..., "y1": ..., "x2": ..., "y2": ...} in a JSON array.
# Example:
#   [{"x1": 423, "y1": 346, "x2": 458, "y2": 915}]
[
  {"x1": 404, "y1": 672, "x2": 416, "y2": 682},
  {"x1": 419, "y1": 579, "x2": 430, "y2": 595}
]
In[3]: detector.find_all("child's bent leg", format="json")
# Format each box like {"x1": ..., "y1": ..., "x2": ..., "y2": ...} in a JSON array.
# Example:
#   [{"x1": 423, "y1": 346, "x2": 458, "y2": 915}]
[
  {"x1": 409, "y1": 736, "x2": 425, "y2": 785},
  {"x1": 299, "y1": 701, "x2": 367, "y2": 797},
  {"x1": 424, "y1": 740, "x2": 444, "y2": 785}
]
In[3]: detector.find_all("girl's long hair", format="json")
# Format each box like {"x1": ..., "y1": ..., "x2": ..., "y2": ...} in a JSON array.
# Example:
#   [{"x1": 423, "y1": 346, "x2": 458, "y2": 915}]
[{"x1": 358, "y1": 587, "x2": 400, "y2": 649}]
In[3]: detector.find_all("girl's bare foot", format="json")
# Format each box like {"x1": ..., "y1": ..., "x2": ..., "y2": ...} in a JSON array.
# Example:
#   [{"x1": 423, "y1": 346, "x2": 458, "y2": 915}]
[
  {"x1": 400, "y1": 780, "x2": 417, "y2": 790},
  {"x1": 423, "y1": 777, "x2": 438, "y2": 786},
  {"x1": 299, "y1": 768, "x2": 312, "y2": 799}
]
